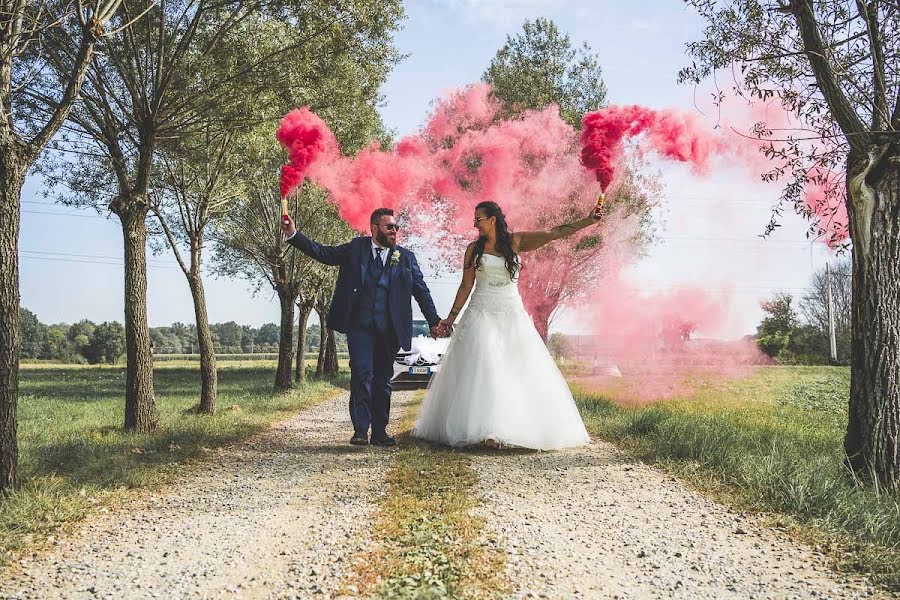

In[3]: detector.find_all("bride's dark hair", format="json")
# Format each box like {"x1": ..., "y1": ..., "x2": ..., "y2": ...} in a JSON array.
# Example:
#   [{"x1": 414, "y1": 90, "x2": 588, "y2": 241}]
[{"x1": 468, "y1": 201, "x2": 519, "y2": 279}]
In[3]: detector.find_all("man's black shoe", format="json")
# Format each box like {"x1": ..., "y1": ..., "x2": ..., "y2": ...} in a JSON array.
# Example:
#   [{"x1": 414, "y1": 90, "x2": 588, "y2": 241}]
[
  {"x1": 350, "y1": 434, "x2": 369, "y2": 446},
  {"x1": 371, "y1": 434, "x2": 397, "y2": 447}
]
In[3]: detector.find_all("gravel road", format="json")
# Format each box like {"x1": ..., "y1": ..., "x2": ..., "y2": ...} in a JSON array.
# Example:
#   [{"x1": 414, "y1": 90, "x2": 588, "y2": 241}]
[
  {"x1": 471, "y1": 440, "x2": 884, "y2": 600},
  {"x1": 1, "y1": 391, "x2": 414, "y2": 600}
]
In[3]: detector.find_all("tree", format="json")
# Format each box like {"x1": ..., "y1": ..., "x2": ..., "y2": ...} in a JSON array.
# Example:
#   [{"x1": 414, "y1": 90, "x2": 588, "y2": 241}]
[
  {"x1": 258, "y1": 324, "x2": 280, "y2": 346},
  {"x1": 756, "y1": 292, "x2": 797, "y2": 359},
  {"x1": 19, "y1": 308, "x2": 46, "y2": 360},
  {"x1": 480, "y1": 20, "x2": 657, "y2": 340},
  {"x1": 0, "y1": 0, "x2": 126, "y2": 489},
  {"x1": 43, "y1": 326, "x2": 76, "y2": 362},
  {"x1": 152, "y1": 127, "x2": 243, "y2": 413},
  {"x1": 295, "y1": 298, "x2": 315, "y2": 383},
  {"x1": 314, "y1": 280, "x2": 340, "y2": 377},
  {"x1": 67, "y1": 320, "x2": 96, "y2": 357},
  {"x1": 215, "y1": 163, "x2": 355, "y2": 391},
  {"x1": 798, "y1": 259, "x2": 852, "y2": 361},
  {"x1": 483, "y1": 18, "x2": 608, "y2": 128},
  {"x1": 681, "y1": 0, "x2": 900, "y2": 486},
  {"x1": 84, "y1": 321, "x2": 126, "y2": 364}
]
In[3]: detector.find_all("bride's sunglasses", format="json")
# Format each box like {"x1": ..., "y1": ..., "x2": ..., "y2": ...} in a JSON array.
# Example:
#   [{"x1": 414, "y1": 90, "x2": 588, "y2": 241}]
[{"x1": 473, "y1": 216, "x2": 491, "y2": 225}]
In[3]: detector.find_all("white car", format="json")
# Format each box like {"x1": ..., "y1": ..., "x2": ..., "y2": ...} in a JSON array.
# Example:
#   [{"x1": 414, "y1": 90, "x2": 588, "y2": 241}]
[{"x1": 391, "y1": 319, "x2": 450, "y2": 387}]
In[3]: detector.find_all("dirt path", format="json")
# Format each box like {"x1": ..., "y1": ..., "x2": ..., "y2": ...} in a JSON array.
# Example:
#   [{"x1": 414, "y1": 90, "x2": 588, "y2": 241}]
[
  {"x1": 3, "y1": 394, "x2": 887, "y2": 600},
  {"x1": 472, "y1": 440, "x2": 882, "y2": 600},
  {"x1": 1, "y1": 391, "x2": 414, "y2": 600}
]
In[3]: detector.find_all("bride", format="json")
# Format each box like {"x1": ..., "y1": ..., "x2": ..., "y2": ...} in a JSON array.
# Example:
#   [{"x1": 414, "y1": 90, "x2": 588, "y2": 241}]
[{"x1": 412, "y1": 199, "x2": 604, "y2": 450}]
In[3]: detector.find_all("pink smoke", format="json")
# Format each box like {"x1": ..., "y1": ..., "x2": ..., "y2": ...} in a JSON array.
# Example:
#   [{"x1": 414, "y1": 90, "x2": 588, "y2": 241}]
[
  {"x1": 723, "y1": 98, "x2": 850, "y2": 248},
  {"x1": 276, "y1": 108, "x2": 338, "y2": 199},
  {"x1": 580, "y1": 105, "x2": 725, "y2": 190},
  {"x1": 273, "y1": 84, "x2": 830, "y2": 405},
  {"x1": 804, "y1": 172, "x2": 849, "y2": 248},
  {"x1": 572, "y1": 274, "x2": 769, "y2": 402}
]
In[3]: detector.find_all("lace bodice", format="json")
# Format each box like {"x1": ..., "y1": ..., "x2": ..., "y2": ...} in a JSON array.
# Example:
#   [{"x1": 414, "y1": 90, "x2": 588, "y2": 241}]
[
  {"x1": 466, "y1": 253, "x2": 525, "y2": 315},
  {"x1": 474, "y1": 253, "x2": 517, "y2": 290}
]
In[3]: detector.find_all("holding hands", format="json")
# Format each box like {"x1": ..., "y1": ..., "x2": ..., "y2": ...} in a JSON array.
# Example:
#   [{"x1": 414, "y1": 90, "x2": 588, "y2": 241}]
[{"x1": 431, "y1": 318, "x2": 454, "y2": 338}]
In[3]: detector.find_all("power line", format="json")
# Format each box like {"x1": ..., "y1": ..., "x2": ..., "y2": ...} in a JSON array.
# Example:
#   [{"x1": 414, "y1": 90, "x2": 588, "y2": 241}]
[
  {"x1": 21, "y1": 253, "x2": 181, "y2": 270},
  {"x1": 22, "y1": 249, "x2": 179, "y2": 266},
  {"x1": 22, "y1": 209, "x2": 107, "y2": 220}
]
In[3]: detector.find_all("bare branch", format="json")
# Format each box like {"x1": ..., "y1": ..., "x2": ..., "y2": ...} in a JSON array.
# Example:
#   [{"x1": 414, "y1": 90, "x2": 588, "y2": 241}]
[
  {"x1": 791, "y1": 0, "x2": 869, "y2": 147},
  {"x1": 855, "y1": 0, "x2": 891, "y2": 129}
]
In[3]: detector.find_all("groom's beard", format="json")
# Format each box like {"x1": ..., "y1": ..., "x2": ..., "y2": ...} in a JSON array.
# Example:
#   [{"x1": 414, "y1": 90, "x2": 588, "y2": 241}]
[{"x1": 375, "y1": 230, "x2": 392, "y2": 247}]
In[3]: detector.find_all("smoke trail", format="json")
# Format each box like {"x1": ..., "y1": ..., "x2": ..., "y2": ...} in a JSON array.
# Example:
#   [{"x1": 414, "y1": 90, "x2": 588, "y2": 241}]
[{"x1": 276, "y1": 108, "x2": 338, "y2": 199}]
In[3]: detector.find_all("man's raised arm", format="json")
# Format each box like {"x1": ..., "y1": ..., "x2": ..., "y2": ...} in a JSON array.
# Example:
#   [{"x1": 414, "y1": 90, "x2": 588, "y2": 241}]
[{"x1": 282, "y1": 216, "x2": 352, "y2": 266}]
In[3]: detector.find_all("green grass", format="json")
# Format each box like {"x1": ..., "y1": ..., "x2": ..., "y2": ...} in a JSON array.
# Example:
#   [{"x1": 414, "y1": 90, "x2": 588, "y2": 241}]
[
  {"x1": 574, "y1": 366, "x2": 900, "y2": 591},
  {"x1": 3, "y1": 366, "x2": 347, "y2": 563},
  {"x1": 346, "y1": 395, "x2": 509, "y2": 599}
]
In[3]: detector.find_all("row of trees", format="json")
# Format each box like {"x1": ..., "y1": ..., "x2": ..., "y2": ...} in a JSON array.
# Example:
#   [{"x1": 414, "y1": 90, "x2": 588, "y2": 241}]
[
  {"x1": 20, "y1": 309, "x2": 125, "y2": 364},
  {"x1": 756, "y1": 261, "x2": 852, "y2": 364},
  {"x1": 19, "y1": 310, "x2": 347, "y2": 362},
  {"x1": 1, "y1": 0, "x2": 405, "y2": 489}
]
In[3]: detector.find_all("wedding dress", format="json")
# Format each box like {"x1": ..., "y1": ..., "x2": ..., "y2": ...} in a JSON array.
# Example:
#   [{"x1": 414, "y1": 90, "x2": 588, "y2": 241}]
[{"x1": 412, "y1": 253, "x2": 590, "y2": 450}]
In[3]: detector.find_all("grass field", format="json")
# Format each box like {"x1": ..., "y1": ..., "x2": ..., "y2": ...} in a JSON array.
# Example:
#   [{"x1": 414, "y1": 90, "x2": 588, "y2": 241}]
[
  {"x1": 573, "y1": 366, "x2": 900, "y2": 591},
  {"x1": 2, "y1": 365, "x2": 347, "y2": 564}
]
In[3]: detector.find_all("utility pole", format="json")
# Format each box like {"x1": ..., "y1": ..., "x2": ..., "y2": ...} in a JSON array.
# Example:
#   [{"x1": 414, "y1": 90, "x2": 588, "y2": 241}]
[{"x1": 826, "y1": 262, "x2": 838, "y2": 363}]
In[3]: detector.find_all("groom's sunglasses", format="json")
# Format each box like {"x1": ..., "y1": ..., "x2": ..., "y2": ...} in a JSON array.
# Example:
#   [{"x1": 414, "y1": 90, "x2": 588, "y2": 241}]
[{"x1": 383, "y1": 223, "x2": 401, "y2": 232}]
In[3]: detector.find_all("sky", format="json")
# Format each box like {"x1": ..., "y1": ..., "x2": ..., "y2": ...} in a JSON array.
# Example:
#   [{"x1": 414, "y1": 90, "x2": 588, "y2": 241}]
[{"x1": 18, "y1": 0, "x2": 838, "y2": 339}]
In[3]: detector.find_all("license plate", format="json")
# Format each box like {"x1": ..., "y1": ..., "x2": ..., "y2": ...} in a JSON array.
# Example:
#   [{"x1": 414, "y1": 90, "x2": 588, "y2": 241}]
[{"x1": 409, "y1": 366, "x2": 430, "y2": 375}]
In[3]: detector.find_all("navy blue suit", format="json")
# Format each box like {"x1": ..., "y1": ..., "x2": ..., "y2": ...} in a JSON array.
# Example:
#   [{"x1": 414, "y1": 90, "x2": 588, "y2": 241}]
[{"x1": 287, "y1": 232, "x2": 441, "y2": 436}]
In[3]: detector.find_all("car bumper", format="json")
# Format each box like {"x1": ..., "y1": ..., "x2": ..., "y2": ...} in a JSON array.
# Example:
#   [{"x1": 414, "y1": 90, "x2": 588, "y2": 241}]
[{"x1": 391, "y1": 362, "x2": 441, "y2": 385}]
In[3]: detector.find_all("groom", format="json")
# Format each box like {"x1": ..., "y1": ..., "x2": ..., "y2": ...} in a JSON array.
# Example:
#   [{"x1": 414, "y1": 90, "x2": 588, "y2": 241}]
[{"x1": 282, "y1": 208, "x2": 443, "y2": 446}]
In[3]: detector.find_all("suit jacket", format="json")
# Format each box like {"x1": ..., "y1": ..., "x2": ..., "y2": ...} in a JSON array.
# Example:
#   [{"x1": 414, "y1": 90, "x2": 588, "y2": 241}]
[{"x1": 287, "y1": 232, "x2": 440, "y2": 350}]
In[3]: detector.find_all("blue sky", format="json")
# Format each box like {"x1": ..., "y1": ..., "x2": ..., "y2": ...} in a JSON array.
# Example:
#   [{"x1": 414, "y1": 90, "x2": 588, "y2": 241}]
[{"x1": 18, "y1": 0, "x2": 835, "y2": 338}]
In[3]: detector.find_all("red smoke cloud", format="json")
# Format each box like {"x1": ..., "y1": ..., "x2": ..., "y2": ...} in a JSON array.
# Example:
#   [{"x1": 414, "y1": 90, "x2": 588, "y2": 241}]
[
  {"x1": 580, "y1": 105, "x2": 726, "y2": 189},
  {"x1": 276, "y1": 108, "x2": 338, "y2": 198}
]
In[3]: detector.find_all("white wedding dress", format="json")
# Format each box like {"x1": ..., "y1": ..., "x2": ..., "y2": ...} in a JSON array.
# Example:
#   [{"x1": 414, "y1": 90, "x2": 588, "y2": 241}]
[{"x1": 412, "y1": 253, "x2": 590, "y2": 450}]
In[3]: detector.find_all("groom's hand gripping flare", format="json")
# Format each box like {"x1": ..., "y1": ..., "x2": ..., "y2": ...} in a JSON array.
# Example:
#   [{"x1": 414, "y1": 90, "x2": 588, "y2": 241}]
[{"x1": 281, "y1": 214, "x2": 297, "y2": 239}]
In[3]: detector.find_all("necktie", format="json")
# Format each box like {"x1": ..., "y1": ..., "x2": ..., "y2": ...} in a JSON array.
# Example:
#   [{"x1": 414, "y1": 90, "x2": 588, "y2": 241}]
[{"x1": 373, "y1": 247, "x2": 384, "y2": 273}]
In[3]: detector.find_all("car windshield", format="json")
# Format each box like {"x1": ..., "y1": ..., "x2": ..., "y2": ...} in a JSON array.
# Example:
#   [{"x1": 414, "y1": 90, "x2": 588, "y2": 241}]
[{"x1": 411, "y1": 321, "x2": 430, "y2": 338}]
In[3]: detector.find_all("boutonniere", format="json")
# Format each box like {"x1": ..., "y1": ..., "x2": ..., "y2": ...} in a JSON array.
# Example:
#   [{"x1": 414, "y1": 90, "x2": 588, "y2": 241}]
[{"x1": 390, "y1": 249, "x2": 401, "y2": 266}]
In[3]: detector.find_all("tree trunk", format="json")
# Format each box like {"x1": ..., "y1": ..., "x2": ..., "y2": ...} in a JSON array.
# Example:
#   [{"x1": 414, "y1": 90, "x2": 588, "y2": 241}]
[
  {"x1": 843, "y1": 147, "x2": 900, "y2": 488},
  {"x1": 275, "y1": 286, "x2": 296, "y2": 392},
  {"x1": 295, "y1": 303, "x2": 312, "y2": 384},
  {"x1": 118, "y1": 200, "x2": 158, "y2": 432},
  {"x1": 189, "y1": 274, "x2": 217, "y2": 414},
  {"x1": 316, "y1": 308, "x2": 328, "y2": 377},
  {"x1": 0, "y1": 153, "x2": 25, "y2": 490},
  {"x1": 324, "y1": 328, "x2": 339, "y2": 375},
  {"x1": 533, "y1": 313, "x2": 550, "y2": 342}
]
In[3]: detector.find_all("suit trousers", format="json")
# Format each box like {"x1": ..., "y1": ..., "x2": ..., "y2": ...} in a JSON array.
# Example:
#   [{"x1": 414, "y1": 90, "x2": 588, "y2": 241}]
[{"x1": 346, "y1": 325, "x2": 400, "y2": 436}]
